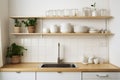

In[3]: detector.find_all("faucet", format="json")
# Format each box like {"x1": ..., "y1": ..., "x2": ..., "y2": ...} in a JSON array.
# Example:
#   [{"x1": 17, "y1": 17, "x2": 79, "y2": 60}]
[{"x1": 57, "y1": 43, "x2": 63, "y2": 64}]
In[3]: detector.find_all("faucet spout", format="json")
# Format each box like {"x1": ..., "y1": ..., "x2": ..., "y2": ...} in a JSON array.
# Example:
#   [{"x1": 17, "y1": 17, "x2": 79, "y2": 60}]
[{"x1": 58, "y1": 43, "x2": 62, "y2": 64}]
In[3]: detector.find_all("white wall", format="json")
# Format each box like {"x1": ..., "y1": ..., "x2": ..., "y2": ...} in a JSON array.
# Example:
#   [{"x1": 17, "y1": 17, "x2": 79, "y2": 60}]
[
  {"x1": 109, "y1": 0, "x2": 120, "y2": 67},
  {"x1": 9, "y1": 0, "x2": 109, "y2": 16},
  {"x1": 0, "y1": 0, "x2": 9, "y2": 67},
  {"x1": 9, "y1": 0, "x2": 110, "y2": 63},
  {"x1": 0, "y1": 20, "x2": 3, "y2": 67}
]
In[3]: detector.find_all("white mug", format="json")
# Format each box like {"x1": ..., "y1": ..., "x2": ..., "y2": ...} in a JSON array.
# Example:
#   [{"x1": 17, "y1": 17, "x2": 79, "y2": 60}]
[
  {"x1": 81, "y1": 57, "x2": 88, "y2": 64},
  {"x1": 93, "y1": 58, "x2": 99, "y2": 64},
  {"x1": 88, "y1": 57, "x2": 94, "y2": 64}
]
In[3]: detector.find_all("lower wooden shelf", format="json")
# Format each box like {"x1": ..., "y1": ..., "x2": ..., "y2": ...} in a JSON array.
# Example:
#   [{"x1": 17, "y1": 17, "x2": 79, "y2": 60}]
[{"x1": 11, "y1": 33, "x2": 114, "y2": 36}]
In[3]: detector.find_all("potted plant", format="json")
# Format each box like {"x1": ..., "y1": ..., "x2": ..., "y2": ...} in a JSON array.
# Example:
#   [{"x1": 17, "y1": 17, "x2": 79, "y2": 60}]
[
  {"x1": 22, "y1": 18, "x2": 37, "y2": 33},
  {"x1": 14, "y1": 19, "x2": 22, "y2": 33},
  {"x1": 6, "y1": 43, "x2": 27, "y2": 64}
]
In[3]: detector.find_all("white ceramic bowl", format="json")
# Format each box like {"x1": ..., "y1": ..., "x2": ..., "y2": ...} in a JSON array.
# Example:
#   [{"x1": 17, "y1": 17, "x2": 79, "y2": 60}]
[
  {"x1": 60, "y1": 23, "x2": 73, "y2": 33},
  {"x1": 74, "y1": 26, "x2": 89, "y2": 33},
  {"x1": 89, "y1": 28, "x2": 99, "y2": 33},
  {"x1": 89, "y1": 30, "x2": 98, "y2": 33}
]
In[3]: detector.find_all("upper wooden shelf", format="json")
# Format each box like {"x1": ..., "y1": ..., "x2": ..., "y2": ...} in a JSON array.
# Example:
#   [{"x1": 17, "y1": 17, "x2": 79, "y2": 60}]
[
  {"x1": 10, "y1": 16, "x2": 113, "y2": 19},
  {"x1": 11, "y1": 33, "x2": 114, "y2": 36}
]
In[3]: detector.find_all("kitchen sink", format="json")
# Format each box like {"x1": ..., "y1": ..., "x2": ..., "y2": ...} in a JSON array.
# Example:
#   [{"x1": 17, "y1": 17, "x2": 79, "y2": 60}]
[{"x1": 41, "y1": 63, "x2": 76, "y2": 68}]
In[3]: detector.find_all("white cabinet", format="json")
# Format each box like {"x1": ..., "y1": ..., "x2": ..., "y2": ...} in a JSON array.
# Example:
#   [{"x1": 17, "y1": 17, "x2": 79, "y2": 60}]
[
  {"x1": 37, "y1": 72, "x2": 81, "y2": 80},
  {"x1": 0, "y1": 72, "x2": 35, "y2": 80},
  {"x1": 82, "y1": 72, "x2": 120, "y2": 80},
  {"x1": 1, "y1": 72, "x2": 120, "y2": 80}
]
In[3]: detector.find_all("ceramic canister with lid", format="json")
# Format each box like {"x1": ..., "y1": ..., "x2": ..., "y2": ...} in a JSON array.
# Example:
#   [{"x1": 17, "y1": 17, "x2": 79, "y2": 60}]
[
  {"x1": 50, "y1": 24, "x2": 59, "y2": 33},
  {"x1": 60, "y1": 23, "x2": 73, "y2": 33}
]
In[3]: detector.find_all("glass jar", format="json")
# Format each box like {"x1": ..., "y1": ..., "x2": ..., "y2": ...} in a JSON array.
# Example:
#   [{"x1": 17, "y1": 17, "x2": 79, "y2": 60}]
[
  {"x1": 99, "y1": 9, "x2": 108, "y2": 16},
  {"x1": 82, "y1": 7, "x2": 92, "y2": 16},
  {"x1": 55, "y1": 9, "x2": 61, "y2": 17},
  {"x1": 69, "y1": 9, "x2": 78, "y2": 16},
  {"x1": 64, "y1": 9, "x2": 70, "y2": 17},
  {"x1": 46, "y1": 10, "x2": 53, "y2": 17}
]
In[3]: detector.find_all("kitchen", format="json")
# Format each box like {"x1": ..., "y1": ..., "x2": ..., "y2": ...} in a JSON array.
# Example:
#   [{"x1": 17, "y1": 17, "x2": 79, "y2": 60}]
[{"x1": 0, "y1": 0, "x2": 120, "y2": 80}]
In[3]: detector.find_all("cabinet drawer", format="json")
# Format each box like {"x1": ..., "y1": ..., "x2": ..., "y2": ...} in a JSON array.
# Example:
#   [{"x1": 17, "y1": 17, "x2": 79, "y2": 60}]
[
  {"x1": 0, "y1": 72, "x2": 35, "y2": 80},
  {"x1": 82, "y1": 72, "x2": 120, "y2": 79},
  {"x1": 37, "y1": 72, "x2": 81, "y2": 80}
]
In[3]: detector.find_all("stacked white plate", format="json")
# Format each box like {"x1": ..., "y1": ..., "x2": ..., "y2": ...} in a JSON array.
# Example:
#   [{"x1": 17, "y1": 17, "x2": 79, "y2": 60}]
[{"x1": 89, "y1": 28, "x2": 99, "y2": 33}]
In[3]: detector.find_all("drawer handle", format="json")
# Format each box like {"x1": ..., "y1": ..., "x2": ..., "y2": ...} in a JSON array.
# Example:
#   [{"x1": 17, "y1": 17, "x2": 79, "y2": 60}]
[
  {"x1": 96, "y1": 74, "x2": 109, "y2": 78},
  {"x1": 57, "y1": 71, "x2": 62, "y2": 73},
  {"x1": 16, "y1": 71, "x2": 21, "y2": 73}
]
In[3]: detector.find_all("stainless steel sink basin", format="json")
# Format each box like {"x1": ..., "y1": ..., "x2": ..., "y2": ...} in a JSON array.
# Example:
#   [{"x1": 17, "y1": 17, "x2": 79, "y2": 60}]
[{"x1": 41, "y1": 63, "x2": 76, "y2": 68}]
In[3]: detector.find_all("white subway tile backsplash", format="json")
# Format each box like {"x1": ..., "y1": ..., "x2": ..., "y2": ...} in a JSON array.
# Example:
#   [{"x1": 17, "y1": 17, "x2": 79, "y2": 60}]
[{"x1": 10, "y1": 36, "x2": 109, "y2": 63}]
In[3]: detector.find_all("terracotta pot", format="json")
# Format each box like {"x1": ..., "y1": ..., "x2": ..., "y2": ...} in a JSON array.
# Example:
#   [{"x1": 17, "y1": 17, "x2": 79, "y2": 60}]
[
  {"x1": 11, "y1": 56, "x2": 21, "y2": 64},
  {"x1": 14, "y1": 27, "x2": 21, "y2": 33},
  {"x1": 28, "y1": 26, "x2": 35, "y2": 33}
]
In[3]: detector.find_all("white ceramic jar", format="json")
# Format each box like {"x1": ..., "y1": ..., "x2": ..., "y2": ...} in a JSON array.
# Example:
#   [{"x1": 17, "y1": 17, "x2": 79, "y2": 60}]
[
  {"x1": 60, "y1": 23, "x2": 73, "y2": 33},
  {"x1": 50, "y1": 25, "x2": 59, "y2": 33},
  {"x1": 43, "y1": 28, "x2": 50, "y2": 33}
]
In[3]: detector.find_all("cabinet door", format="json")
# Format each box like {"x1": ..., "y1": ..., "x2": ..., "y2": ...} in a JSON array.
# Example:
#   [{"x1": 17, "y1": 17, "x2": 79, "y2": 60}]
[
  {"x1": 82, "y1": 72, "x2": 120, "y2": 80},
  {"x1": 37, "y1": 72, "x2": 81, "y2": 80},
  {"x1": 0, "y1": 72, "x2": 35, "y2": 80}
]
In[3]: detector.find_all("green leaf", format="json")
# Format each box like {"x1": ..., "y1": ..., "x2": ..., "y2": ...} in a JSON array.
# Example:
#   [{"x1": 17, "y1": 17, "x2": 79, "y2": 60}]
[{"x1": 6, "y1": 43, "x2": 27, "y2": 58}]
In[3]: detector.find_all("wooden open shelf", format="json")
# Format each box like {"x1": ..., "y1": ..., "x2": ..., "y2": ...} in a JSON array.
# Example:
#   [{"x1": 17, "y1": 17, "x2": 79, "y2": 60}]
[
  {"x1": 11, "y1": 33, "x2": 114, "y2": 36},
  {"x1": 10, "y1": 16, "x2": 113, "y2": 36},
  {"x1": 10, "y1": 16, "x2": 113, "y2": 19}
]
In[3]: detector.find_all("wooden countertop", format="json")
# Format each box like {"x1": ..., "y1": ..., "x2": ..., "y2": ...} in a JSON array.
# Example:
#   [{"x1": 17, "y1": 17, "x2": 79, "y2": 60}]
[{"x1": 0, "y1": 63, "x2": 120, "y2": 72}]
